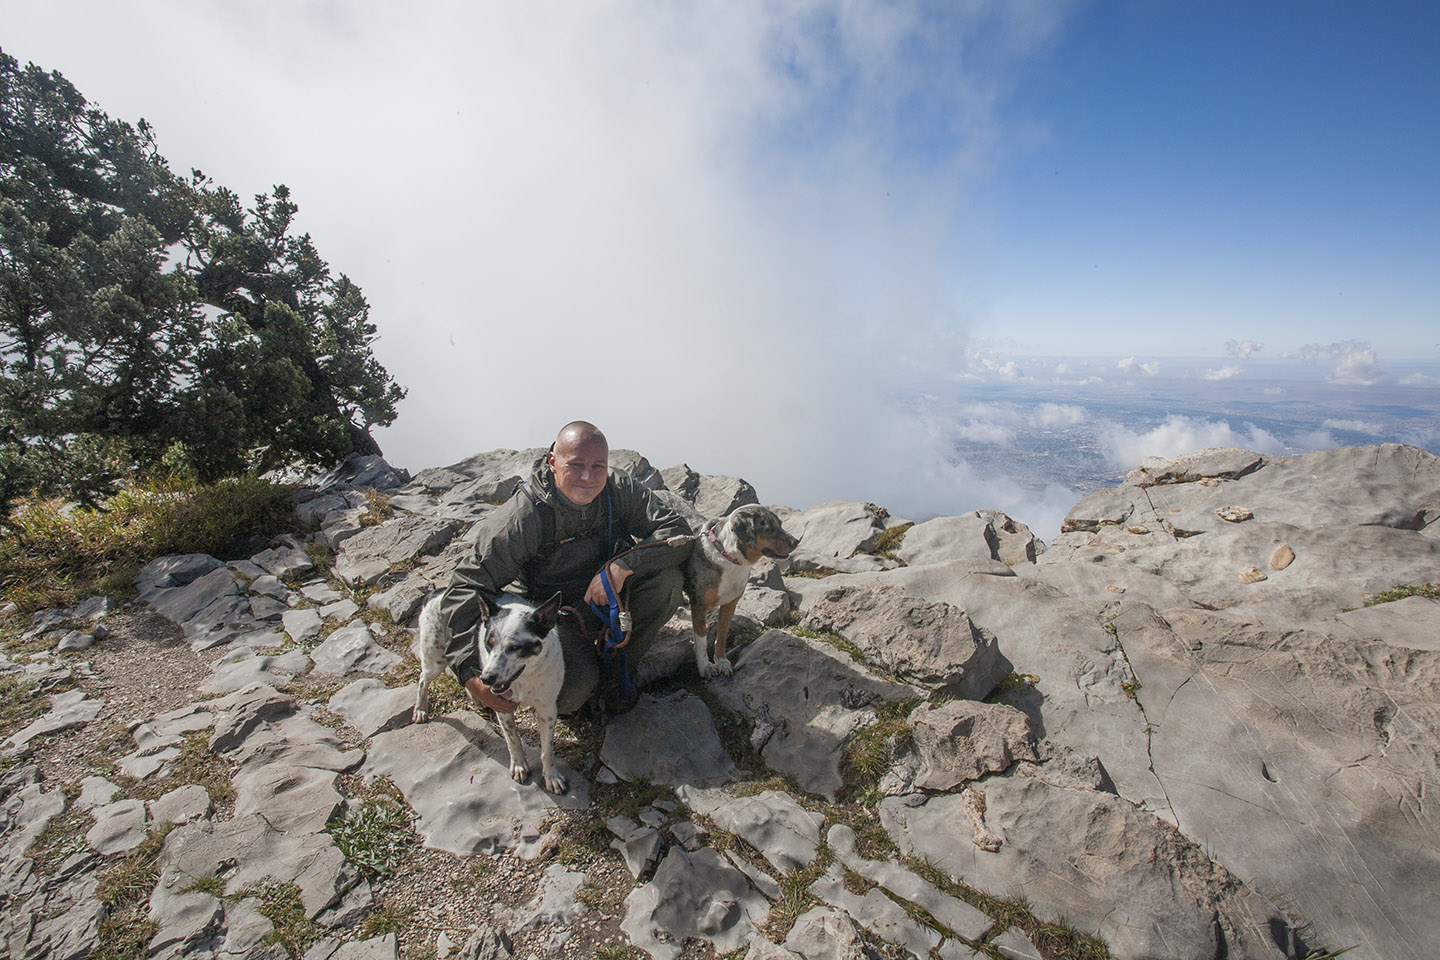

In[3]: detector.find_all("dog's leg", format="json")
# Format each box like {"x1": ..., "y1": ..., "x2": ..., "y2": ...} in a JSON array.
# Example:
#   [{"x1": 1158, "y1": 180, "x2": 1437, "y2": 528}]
[
  {"x1": 535, "y1": 708, "x2": 568, "y2": 794},
  {"x1": 692, "y1": 603, "x2": 715, "y2": 678},
  {"x1": 412, "y1": 612, "x2": 443, "y2": 723},
  {"x1": 709, "y1": 598, "x2": 739, "y2": 678},
  {"x1": 494, "y1": 712, "x2": 530, "y2": 784}
]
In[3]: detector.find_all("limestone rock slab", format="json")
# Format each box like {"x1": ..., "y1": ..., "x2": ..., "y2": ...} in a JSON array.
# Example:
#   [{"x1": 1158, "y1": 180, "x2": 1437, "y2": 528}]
[
  {"x1": 328, "y1": 679, "x2": 416, "y2": 737},
  {"x1": 200, "y1": 646, "x2": 312, "y2": 694},
  {"x1": 678, "y1": 786, "x2": 822, "y2": 873},
  {"x1": 810, "y1": 863, "x2": 940, "y2": 958},
  {"x1": 333, "y1": 515, "x2": 463, "y2": 586},
  {"x1": 86, "y1": 798, "x2": 148, "y2": 855},
  {"x1": 146, "y1": 566, "x2": 240, "y2": 627},
  {"x1": 311, "y1": 621, "x2": 402, "y2": 676},
  {"x1": 599, "y1": 692, "x2": 735, "y2": 787},
  {"x1": 879, "y1": 779, "x2": 1291, "y2": 960},
  {"x1": 4, "y1": 689, "x2": 105, "y2": 754},
  {"x1": 251, "y1": 540, "x2": 316, "y2": 579},
  {"x1": 154, "y1": 814, "x2": 359, "y2": 919},
  {"x1": 621, "y1": 846, "x2": 768, "y2": 960},
  {"x1": 710, "y1": 629, "x2": 922, "y2": 797},
  {"x1": 363, "y1": 711, "x2": 586, "y2": 858},
  {"x1": 827, "y1": 823, "x2": 990, "y2": 942}
]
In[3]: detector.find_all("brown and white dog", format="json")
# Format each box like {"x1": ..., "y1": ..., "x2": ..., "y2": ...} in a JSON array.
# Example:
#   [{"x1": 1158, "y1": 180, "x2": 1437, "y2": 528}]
[{"x1": 686, "y1": 504, "x2": 800, "y2": 679}]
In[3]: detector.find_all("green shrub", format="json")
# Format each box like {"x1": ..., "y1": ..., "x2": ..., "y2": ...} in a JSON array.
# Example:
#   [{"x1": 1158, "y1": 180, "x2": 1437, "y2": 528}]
[{"x1": 0, "y1": 475, "x2": 295, "y2": 611}]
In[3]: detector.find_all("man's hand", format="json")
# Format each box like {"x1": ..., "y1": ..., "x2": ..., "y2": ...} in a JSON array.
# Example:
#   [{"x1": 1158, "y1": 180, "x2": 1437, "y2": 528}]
[
  {"x1": 465, "y1": 675, "x2": 519, "y2": 714},
  {"x1": 585, "y1": 562, "x2": 632, "y2": 606}
]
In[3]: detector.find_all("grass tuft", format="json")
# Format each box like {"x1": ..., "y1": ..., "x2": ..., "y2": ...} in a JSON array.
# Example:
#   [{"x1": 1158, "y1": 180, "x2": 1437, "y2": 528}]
[
  {"x1": 839, "y1": 699, "x2": 919, "y2": 803},
  {"x1": 249, "y1": 881, "x2": 324, "y2": 957},
  {"x1": 359, "y1": 489, "x2": 395, "y2": 527},
  {"x1": 326, "y1": 797, "x2": 418, "y2": 878},
  {"x1": 93, "y1": 824, "x2": 177, "y2": 960},
  {"x1": 358, "y1": 901, "x2": 411, "y2": 938},
  {"x1": 759, "y1": 844, "x2": 833, "y2": 941},
  {"x1": 1365, "y1": 583, "x2": 1440, "y2": 606},
  {"x1": 864, "y1": 522, "x2": 913, "y2": 561},
  {"x1": 0, "y1": 674, "x2": 49, "y2": 742}
]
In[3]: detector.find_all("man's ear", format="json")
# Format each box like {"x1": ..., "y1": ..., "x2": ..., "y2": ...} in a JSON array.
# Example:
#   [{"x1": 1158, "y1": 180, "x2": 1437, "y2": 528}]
[{"x1": 531, "y1": 591, "x2": 563, "y2": 635}]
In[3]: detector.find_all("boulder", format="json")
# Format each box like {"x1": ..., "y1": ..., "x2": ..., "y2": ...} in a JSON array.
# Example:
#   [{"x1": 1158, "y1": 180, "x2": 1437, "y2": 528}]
[
  {"x1": 314, "y1": 454, "x2": 410, "y2": 492},
  {"x1": 898, "y1": 511, "x2": 1042, "y2": 567},
  {"x1": 802, "y1": 584, "x2": 1010, "y2": 700},
  {"x1": 599, "y1": 692, "x2": 736, "y2": 787},
  {"x1": 787, "y1": 501, "x2": 889, "y2": 559},
  {"x1": 310, "y1": 621, "x2": 402, "y2": 676},
  {"x1": 909, "y1": 699, "x2": 1039, "y2": 791}
]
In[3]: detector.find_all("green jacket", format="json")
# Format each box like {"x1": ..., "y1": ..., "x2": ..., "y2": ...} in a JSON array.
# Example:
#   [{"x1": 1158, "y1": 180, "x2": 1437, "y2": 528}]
[{"x1": 440, "y1": 459, "x2": 692, "y2": 682}]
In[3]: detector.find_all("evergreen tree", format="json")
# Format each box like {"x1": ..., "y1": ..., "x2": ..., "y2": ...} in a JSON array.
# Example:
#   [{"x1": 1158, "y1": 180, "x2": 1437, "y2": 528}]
[{"x1": 0, "y1": 51, "x2": 405, "y2": 515}]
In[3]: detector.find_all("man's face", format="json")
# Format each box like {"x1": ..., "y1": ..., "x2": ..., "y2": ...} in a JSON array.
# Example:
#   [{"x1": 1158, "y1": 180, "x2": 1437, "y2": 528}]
[{"x1": 549, "y1": 436, "x2": 609, "y2": 505}]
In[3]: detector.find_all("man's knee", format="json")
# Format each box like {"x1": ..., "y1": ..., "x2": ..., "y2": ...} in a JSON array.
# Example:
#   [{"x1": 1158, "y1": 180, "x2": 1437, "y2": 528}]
[{"x1": 630, "y1": 564, "x2": 683, "y2": 612}]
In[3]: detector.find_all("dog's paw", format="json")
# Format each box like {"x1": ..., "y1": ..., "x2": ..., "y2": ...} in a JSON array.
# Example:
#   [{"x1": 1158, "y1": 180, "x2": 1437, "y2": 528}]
[
  {"x1": 544, "y1": 772, "x2": 569, "y2": 794},
  {"x1": 710, "y1": 657, "x2": 733, "y2": 678},
  {"x1": 411, "y1": 707, "x2": 429, "y2": 724},
  {"x1": 509, "y1": 762, "x2": 529, "y2": 784},
  {"x1": 696, "y1": 657, "x2": 715, "y2": 679}
]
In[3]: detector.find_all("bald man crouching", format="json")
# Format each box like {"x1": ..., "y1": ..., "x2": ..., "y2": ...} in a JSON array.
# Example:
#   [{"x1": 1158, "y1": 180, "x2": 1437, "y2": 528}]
[{"x1": 437, "y1": 422, "x2": 692, "y2": 715}]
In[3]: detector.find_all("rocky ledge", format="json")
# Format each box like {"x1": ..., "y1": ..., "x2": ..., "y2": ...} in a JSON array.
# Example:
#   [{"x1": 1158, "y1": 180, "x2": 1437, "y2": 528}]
[{"x1": 2, "y1": 443, "x2": 1437, "y2": 960}]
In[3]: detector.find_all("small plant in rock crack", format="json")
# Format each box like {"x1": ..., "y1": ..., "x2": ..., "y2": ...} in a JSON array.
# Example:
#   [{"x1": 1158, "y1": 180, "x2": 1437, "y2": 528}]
[{"x1": 326, "y1": 797, "x2": 417, "y2": 877}]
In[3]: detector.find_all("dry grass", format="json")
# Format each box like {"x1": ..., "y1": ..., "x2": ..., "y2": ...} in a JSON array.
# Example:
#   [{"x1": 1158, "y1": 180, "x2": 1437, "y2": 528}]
[{"x1": 0, "y1": 475, "x2": 296, "y2": 612}]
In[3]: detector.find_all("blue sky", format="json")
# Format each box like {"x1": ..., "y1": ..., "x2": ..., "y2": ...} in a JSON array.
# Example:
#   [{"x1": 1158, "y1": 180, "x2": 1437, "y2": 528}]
[
  {"x1": 973, "y1": 1, "x2": 1440, "y2": 356},
  {"x1": 2, "y1": 1, "x2": 1437, "y2": 530}
]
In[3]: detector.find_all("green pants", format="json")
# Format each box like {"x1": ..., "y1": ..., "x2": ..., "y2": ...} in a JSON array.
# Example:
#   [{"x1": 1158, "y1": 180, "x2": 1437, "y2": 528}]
[{"x1": 556, "y1": 564, "x2": 683, "y2": 714}]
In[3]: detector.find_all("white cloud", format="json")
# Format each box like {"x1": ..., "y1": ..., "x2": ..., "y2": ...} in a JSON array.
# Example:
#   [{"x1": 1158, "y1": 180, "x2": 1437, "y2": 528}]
[
  {"x1": 3, "y1": 1, "x2": 1075, "y2": 517},
  {"x1": 1096, "y1": 415, "x2": 1287, "y2": 470},
  {"x1": 1326, "y1": 341, "x2": 1385, "y2": 385},
  {"x1": 1322, "y1": 418, "x2": 1379, "y2": 434},
  {"x1": 1400, "y1": 373, "x2": 1439, "y2": 387},
  {"x1": 1203, "y1": 365, "x2": 1243, "y2": 381},
  {"x1": 1031, "y1": 403, "x2": 1087, "y2": 427},
  {"x1": 1117, "y1": 356, "x2": 1160, "y2": 376},
  {"x1": 1291, "y1": 341, "x2": 1386, "y2": 385},
  {"x1": 1224, "y1": 339, "x2": 1263, "y2": 360},
  {"x1": 1294, "y1": 429, "x2": 1337, "y2": 449},
  {"x1": 1263, "y1": 386, "x2": 1286, "y2": 395}
]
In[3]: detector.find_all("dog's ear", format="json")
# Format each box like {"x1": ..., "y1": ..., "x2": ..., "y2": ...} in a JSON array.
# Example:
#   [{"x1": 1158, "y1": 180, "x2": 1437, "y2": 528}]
[
  {"x1": 480, "y1": 595, "x2": 500, "y2": 622},
  {"x1": 530, "y1": 591, "x2": 563, "y2": 636},
  {"x1": 730, "y1": 509, "x2": 755, "y2": 548}
]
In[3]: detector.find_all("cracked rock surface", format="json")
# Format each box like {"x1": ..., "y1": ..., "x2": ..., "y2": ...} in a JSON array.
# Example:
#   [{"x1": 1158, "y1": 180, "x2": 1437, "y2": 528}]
[{"x1": 4, "y1": 444, "x2": 1438, "y2": 960}]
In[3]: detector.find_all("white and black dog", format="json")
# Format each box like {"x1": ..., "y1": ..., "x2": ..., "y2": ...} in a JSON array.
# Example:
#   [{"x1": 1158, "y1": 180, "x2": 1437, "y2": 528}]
[{"x1": 412, "y1": 591, "x2": 568, "y2": 794}]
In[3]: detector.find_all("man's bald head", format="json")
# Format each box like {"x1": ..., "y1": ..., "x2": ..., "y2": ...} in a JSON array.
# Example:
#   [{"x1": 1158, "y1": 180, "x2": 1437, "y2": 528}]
[
  {"x1": 556, "y1": 421, "x2": 607, "y2": 451},
  {"x1": 549, "y1": 421, "x2": 609, "y2": 505}
]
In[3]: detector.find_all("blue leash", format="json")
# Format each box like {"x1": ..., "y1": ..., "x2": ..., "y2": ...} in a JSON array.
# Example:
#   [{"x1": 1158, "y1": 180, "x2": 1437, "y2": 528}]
[{"x1": 588, "y1": 563, "x2": 634, "y2": 703}]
